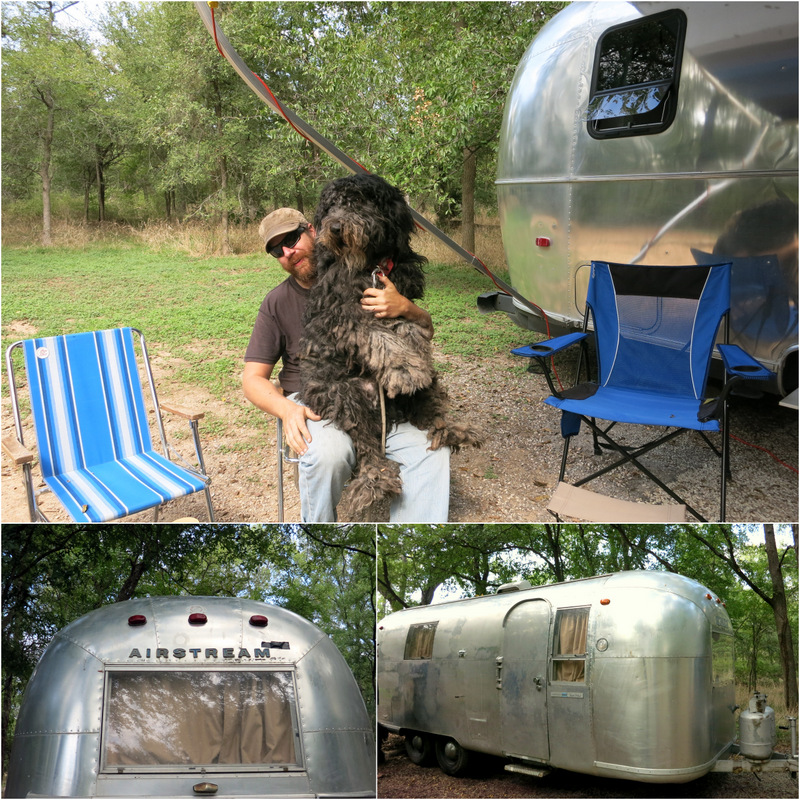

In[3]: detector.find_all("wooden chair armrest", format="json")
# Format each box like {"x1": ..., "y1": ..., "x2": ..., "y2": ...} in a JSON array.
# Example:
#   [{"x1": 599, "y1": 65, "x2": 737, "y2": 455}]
[
  {"x1": 2, "y1": 435, "x2": 34, "y2": 465},
  {"x1": 160, "y1": 402, "x2": 205, "y2": 421}
]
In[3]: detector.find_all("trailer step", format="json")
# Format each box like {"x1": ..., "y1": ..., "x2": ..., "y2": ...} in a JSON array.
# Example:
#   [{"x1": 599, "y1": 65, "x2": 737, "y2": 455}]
[
  {"x1": 547, "y1": 482, "x2": 686, "y2": 522},
  {"x1": 504, "y1": 763, "x2": 552, "y2": 778}
]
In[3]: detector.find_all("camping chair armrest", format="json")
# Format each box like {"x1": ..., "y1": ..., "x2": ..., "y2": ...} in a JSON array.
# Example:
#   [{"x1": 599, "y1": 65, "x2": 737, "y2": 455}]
[
  {"x1": 2, "y1": 435, "x2": 34, "y2": 466},
  {"x1": 511, "y1": 332, "x2": 588, "y2": 359},
  {"x1": 717, "y1": 344, "x2": 773, "y2": 381},
  {"x1": 159, "y1": 402, "x2": 206, "y2": 421}
]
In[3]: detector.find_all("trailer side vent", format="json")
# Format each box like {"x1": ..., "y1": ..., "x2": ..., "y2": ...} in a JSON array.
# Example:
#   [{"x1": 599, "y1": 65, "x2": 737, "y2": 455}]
[
  {"x1": 127, "y1": 614, "x2": 147, "y2": 627},
  {"x1": 249, "y1": 615, "x2": 269, "y2": 627}
]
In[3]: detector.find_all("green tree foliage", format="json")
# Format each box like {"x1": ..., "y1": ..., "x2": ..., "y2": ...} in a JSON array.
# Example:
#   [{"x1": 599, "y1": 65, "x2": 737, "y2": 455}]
[
  {"x1": 2, "y1": 1, "x2": 565, "y2": 236},
  {"x1": 1, "y1": 523, "x2": 375, "y2": 773},
  {"x1": 1, "y1": 1, "x2": 117, "y2": 240}
]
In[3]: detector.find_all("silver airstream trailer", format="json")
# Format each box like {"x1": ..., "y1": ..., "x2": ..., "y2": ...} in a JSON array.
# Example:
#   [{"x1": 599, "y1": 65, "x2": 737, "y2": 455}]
[
  {"x1": 488, "y1": 1, "x2": 798, "y2": 398},
  {"x1": 378, "y1": 570, "x2": 797, "y2": 783},
  {"x1": 5, "y1": 596, "x2": 376, "y2": 798}
]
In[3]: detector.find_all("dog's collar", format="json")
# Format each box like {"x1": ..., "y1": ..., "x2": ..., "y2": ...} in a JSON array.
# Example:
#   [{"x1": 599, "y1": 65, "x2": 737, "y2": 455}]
[
  {"x1": 378, "y1": 257, "x2": 394, "y2": 276},
  {"x1": 371, "y1": 257, "x2": 394, "y2": 288}
]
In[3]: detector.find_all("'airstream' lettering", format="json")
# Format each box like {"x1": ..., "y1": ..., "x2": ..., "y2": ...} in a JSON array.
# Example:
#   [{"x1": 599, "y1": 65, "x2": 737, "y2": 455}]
[{"x1": 126, "y1": 646, "x2": 271, "y2": 661}]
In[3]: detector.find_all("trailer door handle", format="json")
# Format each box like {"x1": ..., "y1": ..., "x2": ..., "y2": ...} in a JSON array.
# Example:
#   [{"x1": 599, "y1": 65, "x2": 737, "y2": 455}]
[
  {"x1": 533, "y1": 675, "x2": 543, "y2": 690},
  {"x1": 193, "y1": 782, "x2": 219, "y2": 794}
]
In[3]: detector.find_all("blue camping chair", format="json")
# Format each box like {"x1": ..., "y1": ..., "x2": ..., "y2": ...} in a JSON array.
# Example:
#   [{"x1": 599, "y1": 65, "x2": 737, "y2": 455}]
[
  {"x1": 512, "y1": 261, "x2": 772, "y2": 521},
  {"x1": 3, "y1": 327, "x2": 215, "y2": 523}
]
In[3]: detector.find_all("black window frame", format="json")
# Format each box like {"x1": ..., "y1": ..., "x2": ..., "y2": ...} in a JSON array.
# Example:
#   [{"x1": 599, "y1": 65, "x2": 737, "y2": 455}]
[{"x1": 587, "y1": 8, "x2": 687, "y2": 140}]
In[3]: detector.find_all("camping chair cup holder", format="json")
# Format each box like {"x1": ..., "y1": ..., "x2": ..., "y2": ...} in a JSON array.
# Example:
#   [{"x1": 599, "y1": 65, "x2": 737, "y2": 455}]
[
  {"x1": 513, "y1": 260, "x2": 772, "y2": 522},
  {"x1": 3, "y1": 327, "x2": 215, "y2": 523}
]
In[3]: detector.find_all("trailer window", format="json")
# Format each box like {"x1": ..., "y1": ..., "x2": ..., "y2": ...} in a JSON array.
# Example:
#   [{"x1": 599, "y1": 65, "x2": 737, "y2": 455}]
[
  {"x1": 712, "y1": 631, "x2": 735, "y2": 685},
  {"x1": 103, "y1": 670, "x2": 300, "y2": 771},
  {"x1": 587, "y1": 9, "x2": 686, "y2": 139},
  {"x1": 552, "y1": 607, "x2": 589, "y2": 682},
  {"x1": 404, "y1": 622, "x2": 438, "y2": 660}
]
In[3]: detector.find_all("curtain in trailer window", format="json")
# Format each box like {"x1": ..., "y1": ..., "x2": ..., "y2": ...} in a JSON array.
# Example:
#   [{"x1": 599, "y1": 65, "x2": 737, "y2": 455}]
[
  {"x1": 104, "y1": 671, "x2": 298, "y2": 767},
  {"x1": 553, "y1": 608, "x2": 589, "y2": 682},
  {"x1": 404, "y1": 622, "x2": 438, "y2": 660}
]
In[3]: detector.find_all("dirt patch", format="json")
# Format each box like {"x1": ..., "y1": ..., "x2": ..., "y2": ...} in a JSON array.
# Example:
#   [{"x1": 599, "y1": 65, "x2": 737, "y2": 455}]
[
  {"x1": 2, "y1": 346, "x2": 797, "y2": 523},
  {"x1": 378, "y1": 735, "x2": 797, "y2": 799}
]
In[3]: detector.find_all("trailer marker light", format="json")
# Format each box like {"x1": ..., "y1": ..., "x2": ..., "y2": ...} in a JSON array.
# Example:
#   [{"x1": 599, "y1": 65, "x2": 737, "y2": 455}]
[
  {"x1": 128, "y1": 614, "x2": 147, "y2": 626},
  {"x1": 535, "y1": 237, "x2": 551, "y2": 247},
  {"x1": 249, "y1": 614, "x2": 269, "y2": 627},
  {"x1": 600, "y1": 598, "x2": 610, "y2": 605},
  {"x1": 706, "y1": 593, "x2": 712, "y2": 600},
  {"x1": 189, "y1": 613, "x2": 208, "y2": 625}
]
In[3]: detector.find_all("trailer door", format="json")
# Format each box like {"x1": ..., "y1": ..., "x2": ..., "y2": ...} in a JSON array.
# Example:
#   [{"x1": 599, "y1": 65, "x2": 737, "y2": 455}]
[{"x1": 500, "y1": 599, "x2": 550, "y2": 762}]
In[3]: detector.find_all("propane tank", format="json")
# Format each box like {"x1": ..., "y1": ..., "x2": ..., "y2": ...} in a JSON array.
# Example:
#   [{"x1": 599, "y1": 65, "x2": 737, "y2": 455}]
[{"x1": 739, "y1": 692, "x2": 777, "y2": 760}]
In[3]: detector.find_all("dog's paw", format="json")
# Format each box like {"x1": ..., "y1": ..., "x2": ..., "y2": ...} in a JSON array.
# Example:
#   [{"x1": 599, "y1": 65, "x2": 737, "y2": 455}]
[
  {"x1": 346, "y1": 459, "x2": 403, "y2": 509},
  {"x1": 428, "y1": 419, "x2": 484, "y2": 452}
]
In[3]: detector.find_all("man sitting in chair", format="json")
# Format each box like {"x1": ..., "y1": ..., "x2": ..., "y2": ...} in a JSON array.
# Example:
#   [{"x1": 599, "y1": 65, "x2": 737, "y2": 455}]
[{"x1": 242, "y1": 208, "x2": 450, "y2": 523}]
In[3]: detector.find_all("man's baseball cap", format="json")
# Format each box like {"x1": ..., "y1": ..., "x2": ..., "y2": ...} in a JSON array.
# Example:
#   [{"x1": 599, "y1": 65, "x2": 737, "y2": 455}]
[{"x1": 259, "y1": 208, "x2": 310, "y2": 249}]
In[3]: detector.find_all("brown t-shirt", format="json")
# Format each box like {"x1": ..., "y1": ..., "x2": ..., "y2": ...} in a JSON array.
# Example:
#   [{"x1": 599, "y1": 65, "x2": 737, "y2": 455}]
[{"x1": 244, "y1": 276, "x2": 309, "y2": 395}]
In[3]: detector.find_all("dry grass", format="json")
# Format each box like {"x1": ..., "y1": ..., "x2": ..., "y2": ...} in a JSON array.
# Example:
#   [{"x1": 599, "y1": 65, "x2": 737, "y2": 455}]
[
  {"x1": 414, "y1": 213, "x2": 508, "y2": 272},
  {"x1": 1, "y1": 210, "x2": 508, "y2": 267}
]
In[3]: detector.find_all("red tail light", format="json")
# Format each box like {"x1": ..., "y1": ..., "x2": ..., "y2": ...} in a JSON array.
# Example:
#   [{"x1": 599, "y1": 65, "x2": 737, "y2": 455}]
[
  {"x1": 249, "y1": 615, "x2": 269, "y2": 628},
  {"x1": 188, "y1": 613, "x2": 208, "y2": 625},
  {"x1": 128, "y1": 615, "x2": 147, "y2": 626}
]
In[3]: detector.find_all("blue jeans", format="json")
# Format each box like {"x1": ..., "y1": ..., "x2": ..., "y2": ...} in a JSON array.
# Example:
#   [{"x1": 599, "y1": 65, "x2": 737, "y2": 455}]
[{"x1": 290, "y1": 395, "x2": 450, "y2": 522}]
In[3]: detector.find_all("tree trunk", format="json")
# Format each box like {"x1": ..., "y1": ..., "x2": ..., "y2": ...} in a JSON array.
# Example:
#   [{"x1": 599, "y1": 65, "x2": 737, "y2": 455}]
[
  {"x1": 84, "y1": 171, "x2": 91, "y2": 223},
  {"x1": 764, "y1": 524, "x2": 799, "y2": 710},
  {"x1": 95, "y1": 155, "x2": 105, "y2": 222},
  {"x1": 40, "y1": 89, "x2": 55, "y2": 246},
  {"x1": 461, "y1": 145, "x2": 477, "y2": 253},
  {"x1": 220, "y1": 153, "x2": 231, "y2": 254},
  {"x1": 295, "y1": 174, "x2": 304, "y2": 216}
]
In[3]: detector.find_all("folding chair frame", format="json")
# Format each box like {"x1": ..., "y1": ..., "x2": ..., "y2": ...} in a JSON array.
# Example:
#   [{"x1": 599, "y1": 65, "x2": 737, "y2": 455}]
[
  {"x1": 514, "y1": 262, "x2": 772, "y2": 522},
  {"x1": 3, "y1": 328, "x2": 215, "y2": 523},
  {"x1": 275, "y1": 416, "x2": 301, "y2": 523}
]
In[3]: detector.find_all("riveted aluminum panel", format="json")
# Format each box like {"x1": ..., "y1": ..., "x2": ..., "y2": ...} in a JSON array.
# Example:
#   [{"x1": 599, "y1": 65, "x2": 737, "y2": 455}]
[{"x1": 496, "y1": 1, "x2": 798, "y2": 391}]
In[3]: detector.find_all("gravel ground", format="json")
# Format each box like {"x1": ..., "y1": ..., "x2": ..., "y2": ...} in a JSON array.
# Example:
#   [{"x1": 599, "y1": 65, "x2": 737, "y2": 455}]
[
  {"x1": 1, "y1": 346, "x2": 797, "y2": 523},
  {"x1": 378, "y1": 735, "x2": 798, "y2": 799}
]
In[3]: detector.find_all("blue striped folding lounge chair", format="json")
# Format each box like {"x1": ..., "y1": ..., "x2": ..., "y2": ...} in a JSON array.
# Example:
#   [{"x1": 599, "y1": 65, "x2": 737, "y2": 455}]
[
  {"x1": 512, "y1": 261, "x2": 772, "y2": 522},
  {"x1": 3, "y1": 327, "x2": 214, "y2": 522}
]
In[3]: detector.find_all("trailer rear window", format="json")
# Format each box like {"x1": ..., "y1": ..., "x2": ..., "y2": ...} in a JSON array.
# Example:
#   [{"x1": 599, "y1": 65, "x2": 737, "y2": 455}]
[
  {"x1": 404, "y1": 622, "x2": 438, "y2": 660},
  {"x1": 102, "y1": 670, "x2": 300, "y2": 771},
  {"x1": 586, "y1": 9, "x2": 686, "y2": 139},
  {"x1": 552, "y1": 607, "x2": 589, "y2": 682}
]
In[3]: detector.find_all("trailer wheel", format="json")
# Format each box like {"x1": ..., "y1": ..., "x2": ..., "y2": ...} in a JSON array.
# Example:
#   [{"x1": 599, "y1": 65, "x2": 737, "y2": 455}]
[
  {"x1": 435, "y1": 737, "x2": 470, "y2": 776},
  {"x1": 405, "y1": 733, "x2": 435, "y2": 766}
]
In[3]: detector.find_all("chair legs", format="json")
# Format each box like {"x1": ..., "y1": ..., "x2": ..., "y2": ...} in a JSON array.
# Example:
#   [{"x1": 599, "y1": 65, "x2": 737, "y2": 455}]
[
  {"x1": 277, "y1": 417, "x2": 286, "y2": 523},
  {"x1": 275, "y1": 417, "x2": 301, "y2": 522},
  {"x1": 559, "y1": 416, "x2": 729, "y2": 522}
]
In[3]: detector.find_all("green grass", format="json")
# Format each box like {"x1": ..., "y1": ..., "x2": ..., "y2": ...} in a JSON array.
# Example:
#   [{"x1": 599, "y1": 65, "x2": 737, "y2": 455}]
[{"x1": 1, "y1": 244, "x2": 533, "y2": 403}]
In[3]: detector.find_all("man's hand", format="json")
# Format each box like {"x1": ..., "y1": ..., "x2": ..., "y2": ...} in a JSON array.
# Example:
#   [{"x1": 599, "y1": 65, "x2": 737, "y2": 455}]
[
  {"x1": 361, "y1": 273, "x2": 433, "y2": 335},
  {"x1": 360, "y1": 273, "x2": 408, "y2": 318},
  {"x1": 242, "y1": 361, "x2": 321, "y2": 455},
  {"x1": 281, "y1": 401, "x2": 321, "y2": 456}
]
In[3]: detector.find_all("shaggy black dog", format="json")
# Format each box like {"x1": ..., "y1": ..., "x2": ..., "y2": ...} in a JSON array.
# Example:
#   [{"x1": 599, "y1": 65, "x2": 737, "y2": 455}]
[{"x1": 299, "y1": 173, "x2": 481, "y2": 510}]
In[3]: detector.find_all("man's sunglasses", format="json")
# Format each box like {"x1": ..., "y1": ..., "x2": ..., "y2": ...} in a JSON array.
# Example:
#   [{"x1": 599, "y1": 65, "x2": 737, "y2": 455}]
[{"x1": 267, "y1": 225, "x2": 307, "y2": 258}]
